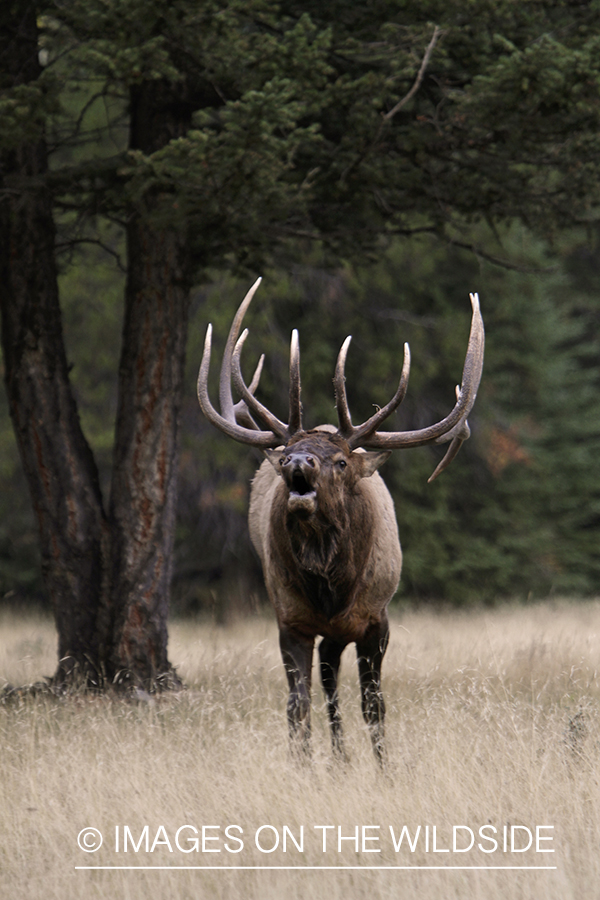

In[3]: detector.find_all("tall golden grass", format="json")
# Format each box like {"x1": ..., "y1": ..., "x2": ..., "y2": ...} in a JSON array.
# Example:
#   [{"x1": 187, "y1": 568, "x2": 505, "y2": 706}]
[{"x1": 1, "y1": 599, "x2": 599, "y2": 900}]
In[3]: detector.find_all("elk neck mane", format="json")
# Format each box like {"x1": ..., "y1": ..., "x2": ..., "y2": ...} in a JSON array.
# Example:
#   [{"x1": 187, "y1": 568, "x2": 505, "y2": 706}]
[{"x1": 271, "y1": 463, "x2": 376, "y2": 620}]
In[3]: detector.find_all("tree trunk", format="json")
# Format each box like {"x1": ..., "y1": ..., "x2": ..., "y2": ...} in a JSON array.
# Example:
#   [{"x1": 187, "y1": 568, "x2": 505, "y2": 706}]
[
  {"x1": 0, "y1": 2, "x2": 109, "y2": 685},
  {"x1": 0, "y1": 12, "x2": 191, "y2": 690},
  {"x1": 107, "y1": 80, "x2": 193, "y2": 689},
  {"x1": 108, "y1": 219, "x2": 190, "y2": 688}
]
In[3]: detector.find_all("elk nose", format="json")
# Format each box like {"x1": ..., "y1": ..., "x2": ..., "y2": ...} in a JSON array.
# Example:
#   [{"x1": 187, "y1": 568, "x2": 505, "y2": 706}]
[
  {"x1": 282, "y1": 451, "x2": 316, "y2": 471},
  {"x1": 280, "y1": 452, "x2": 320, "y2": 494}
]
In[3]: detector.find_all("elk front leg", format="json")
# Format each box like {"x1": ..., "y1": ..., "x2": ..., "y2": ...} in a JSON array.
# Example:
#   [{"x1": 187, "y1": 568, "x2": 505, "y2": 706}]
[
  {"x1": 356, "y1": 616, "x2": 390, "y2": 765},
  {"x1": 319, "y1": 637, "x2": 348, "y2": 758},
  {"x1": 279, "y1": 627, "x2": 314, "y2": 757}
]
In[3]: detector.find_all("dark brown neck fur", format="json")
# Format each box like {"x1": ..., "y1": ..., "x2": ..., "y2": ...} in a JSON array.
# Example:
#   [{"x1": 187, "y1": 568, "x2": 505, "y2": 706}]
[{"x1": 272, "y1": 484, "x2": 374, "y2": 620}]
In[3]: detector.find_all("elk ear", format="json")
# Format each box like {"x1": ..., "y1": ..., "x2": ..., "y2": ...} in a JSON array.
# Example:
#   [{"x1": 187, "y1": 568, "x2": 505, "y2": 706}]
[
  {"x1": 357, "y1": 450, "x2": 392, "y2": 478},
  {"x1": 265, "y1": 449, "x2": 284, "y2": 474}
]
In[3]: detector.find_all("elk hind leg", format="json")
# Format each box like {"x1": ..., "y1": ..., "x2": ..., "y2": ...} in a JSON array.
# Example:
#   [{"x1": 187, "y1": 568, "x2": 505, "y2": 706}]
[
  {"x1": 356, "y1": 617, "x2": 390, "y2": 765},
  {"x1": 279, "y1": 627, "x2": 314, "y2": 758},
  {"x1": 319, "y1": 637, "x2": 348, "y2": 759}
]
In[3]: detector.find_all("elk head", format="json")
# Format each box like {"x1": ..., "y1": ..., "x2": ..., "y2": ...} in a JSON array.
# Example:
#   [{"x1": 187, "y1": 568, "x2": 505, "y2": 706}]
[{"x1": 262, "y1": 431, "x2": 389, "y2": 520}]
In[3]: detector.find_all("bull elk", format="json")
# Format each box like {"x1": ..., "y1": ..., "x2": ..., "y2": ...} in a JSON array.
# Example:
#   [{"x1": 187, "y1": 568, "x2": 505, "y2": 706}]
[{"x1": 197, "y1": 278, "x2": 484, "y2": 763}]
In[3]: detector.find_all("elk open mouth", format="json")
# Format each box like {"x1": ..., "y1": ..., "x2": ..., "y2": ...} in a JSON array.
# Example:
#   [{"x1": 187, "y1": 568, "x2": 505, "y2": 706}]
[
  {"x1": 290, "y1": 471, "x2": 314, "y2": 497},
  {"x1": 287, "y1": 470, "x2": 317, "y2": 514}
]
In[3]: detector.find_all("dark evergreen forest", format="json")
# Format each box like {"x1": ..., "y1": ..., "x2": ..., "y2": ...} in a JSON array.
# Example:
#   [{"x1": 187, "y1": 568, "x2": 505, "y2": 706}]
[{"x1": 3, "y1": 228, "x2": 599, "y2": 612}]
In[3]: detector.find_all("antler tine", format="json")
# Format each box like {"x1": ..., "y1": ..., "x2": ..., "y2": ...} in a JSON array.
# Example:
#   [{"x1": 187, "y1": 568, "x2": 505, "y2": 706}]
[
  {"x1": 334, "y1": 336, "x2": 353, "y2": 436},
  {"x1": 427, "y1": 430, "x2": 469, "y2": 483},
  {"x1": 219, "y1": 277, "x2": 262, "y2": 420},
  {"x1": 197, "y1": 279, "x2": 282, "y2": 448},
  {"x1": 427, "y1": 403, "x2": 471, "y2": 482},
  {"x1": 463, "y1": 292, "x2": 485, "y2": 417},
  {"x1": 247, "y1": 352, "x2": 265, "y2": 395},
  {"x1": 231, "y1": 330, "x2": 289, "y2": 439},
  {"x1": 356, "y1": 292, "x2": 484, "y2": 462},
  {"x1": 288, "y1": 329, "x2": 303, "y2": 436},
  {"x1": 335, "y1": 337, "x2": 411, "y2": 442},
  {"x1": 345, "y1": 343, "x2": 411, "y2": 448},
  {"x1": 232, "y1": 353, "x2": 265, "y2": 430}
]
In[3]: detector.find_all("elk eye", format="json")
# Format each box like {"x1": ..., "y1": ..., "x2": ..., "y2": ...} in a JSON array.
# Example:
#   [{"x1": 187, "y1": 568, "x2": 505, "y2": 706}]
[{"x1": 337, "y1": 459, "x2": 347, "y2": 470}]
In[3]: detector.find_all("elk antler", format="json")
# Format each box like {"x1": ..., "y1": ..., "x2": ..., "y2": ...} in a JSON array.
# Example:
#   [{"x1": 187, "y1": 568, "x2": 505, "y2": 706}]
[
  {"x1": 197, "y1": 278, "x2": 279, "y2": 447},
  {"x1": 198, "y1": 280, "x2": 485, "y2": 477},
  {"x1": 334, "y1": 292, "x2": 484, "y2": 481},
  {"x1": 197, "y1": 277, "x2": 302, "y2": 448}
]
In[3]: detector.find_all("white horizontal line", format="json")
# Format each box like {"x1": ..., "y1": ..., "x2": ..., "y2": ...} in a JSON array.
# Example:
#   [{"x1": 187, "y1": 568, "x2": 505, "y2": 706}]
[{"x1": 75, "y1": 865, "x2": 557, "y2": 871}]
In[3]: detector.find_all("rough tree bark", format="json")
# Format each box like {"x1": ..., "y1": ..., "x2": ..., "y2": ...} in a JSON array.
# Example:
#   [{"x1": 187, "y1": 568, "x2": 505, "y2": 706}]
[
  {"x1": 0, "y1": 3, "x2": 110, "y2": 685},
  {"x1": 0, "y1": 5, "x2": 191, "y2": 690},
  {"x1": 106, "y1": 81, "x2": 192, "y2": 688},
  {"x1": 108, "y1": 82, "x2": 192, "y2": 687},
  {"x1": 108, "y1": 217, "x2": 189, "y2": 689}
]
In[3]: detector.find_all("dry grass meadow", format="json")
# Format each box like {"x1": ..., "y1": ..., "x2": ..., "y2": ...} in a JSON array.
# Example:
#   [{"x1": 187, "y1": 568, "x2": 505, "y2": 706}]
[{"x1": 1, "y1": 599, "x2": 600, "y2": 900}]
